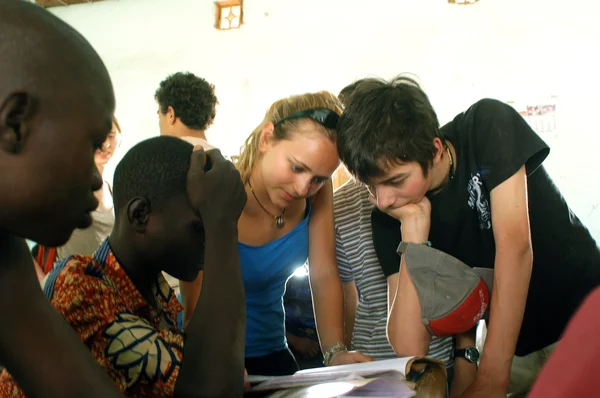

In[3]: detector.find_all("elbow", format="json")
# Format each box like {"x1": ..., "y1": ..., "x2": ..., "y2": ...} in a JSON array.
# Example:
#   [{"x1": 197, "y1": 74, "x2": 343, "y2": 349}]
[
  {"x1": 523, "y1": 246, "x2": 533, "y2": 275},
  {"x1": 523, "y1": 244, "x2": 533, "y2": 266},
  {"x1": 513, "y1": 238, "x2": 533, "y2": 265},
  {"x1": 497, "y1": 239, "x2": 533, "y2": 273},
  {"x1": 387, "y1": 321, "x2": 428, "y2": 357},
  {"x1": 310, "y1": 270, "x2": 341, "y2": 293}
]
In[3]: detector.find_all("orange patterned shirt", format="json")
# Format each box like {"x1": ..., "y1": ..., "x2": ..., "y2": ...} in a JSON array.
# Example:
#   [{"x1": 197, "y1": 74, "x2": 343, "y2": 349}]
[{"x1": 0, "y1": 239, "x2": 184, "y2": 397}]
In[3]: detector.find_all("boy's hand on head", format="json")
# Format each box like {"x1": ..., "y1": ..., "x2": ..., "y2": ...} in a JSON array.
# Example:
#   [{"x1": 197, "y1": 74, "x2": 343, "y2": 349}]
[
  {"x1": 370, "y1": 196, "x2": 431, "y2": 243},
  {"x1": 187, "y1": 147, "x2": 247, "y2": 229}
]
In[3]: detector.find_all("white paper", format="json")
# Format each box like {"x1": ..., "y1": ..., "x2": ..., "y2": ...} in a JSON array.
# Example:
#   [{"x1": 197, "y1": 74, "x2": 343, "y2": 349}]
[
  {"x1": 250, "y1": 357, "x2": 417, "y2": 392},
  {"x1": 296, "y1": 357, "x2": 415, "y2": 377}
]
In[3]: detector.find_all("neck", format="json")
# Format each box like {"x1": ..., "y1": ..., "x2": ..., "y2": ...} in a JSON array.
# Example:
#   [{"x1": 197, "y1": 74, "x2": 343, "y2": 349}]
[
  {"x1": 108, "y1": 229, "x2": 157, "y2": 303},
  {"x1": 96, "y1": 163, "x2": 105, "y2": 176},
  {"x1": 248, "y1": 166, "x2": 284, "y2": 216},
  {"x1": 169, "y1": 126, "x2": 207, "y2": 141},
  {"x1": 428, "y1": 140, "x2": 456, "y2": 194}
]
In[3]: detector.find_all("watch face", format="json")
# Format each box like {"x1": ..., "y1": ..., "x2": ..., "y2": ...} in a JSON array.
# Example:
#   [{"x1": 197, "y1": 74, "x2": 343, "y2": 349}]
[{"x1": 465, "y1": 347, "x2": 480, "y2": 363}]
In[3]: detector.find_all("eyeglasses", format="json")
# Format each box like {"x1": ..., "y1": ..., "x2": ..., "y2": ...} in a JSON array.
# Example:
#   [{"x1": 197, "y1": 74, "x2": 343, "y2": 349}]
[{"x1": 273, "y1": 108, "x2": 340, "y2": 129}]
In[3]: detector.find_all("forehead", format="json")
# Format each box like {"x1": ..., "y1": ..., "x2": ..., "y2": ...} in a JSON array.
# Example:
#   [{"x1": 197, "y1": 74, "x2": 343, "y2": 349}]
[
  {"x1": 368, "y1": 159, "x2": 419, "y2": 184},
  {"x1": 279, "y1": 126, "x2": 339, "y2": 173},
  {"x1": 48, "y1": 81, "x2": 114, "y2": 136}
]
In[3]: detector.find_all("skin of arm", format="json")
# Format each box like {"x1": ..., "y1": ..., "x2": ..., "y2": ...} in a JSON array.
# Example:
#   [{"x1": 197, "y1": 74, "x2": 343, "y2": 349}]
[
  {"x1": 342, "y1": 281, "x2": 359, "y2": 348},
  {"x1": 0, "y1": 233, "x2": 124, "y2": 398},
  {"x1": 309, "y1": 180, "x2": 372, "y2": 364},
  {"x1": 450, "y1": 330, "x2": 478, "y2": 398},
  {"x1": 174, "y1": 148, "x2": 247, "y2": 397},
  {"x1": 464, "y1": 166, "x2": 532, "y2": 396}
]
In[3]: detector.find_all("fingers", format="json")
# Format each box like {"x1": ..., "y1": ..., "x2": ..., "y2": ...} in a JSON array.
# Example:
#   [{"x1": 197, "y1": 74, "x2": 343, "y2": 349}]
[
  {"x1": 189, "y1": 146, "x2": 207, "y2": 172},
  {"x1": 346, "y1": 351, "x2": 374, "y2": 363},
  {"x1": 204, "y1": 148, "x2": 226, "y2": 165},
  {"x1": 355, "y1": 352, "x2": 375, "y2": 362}
]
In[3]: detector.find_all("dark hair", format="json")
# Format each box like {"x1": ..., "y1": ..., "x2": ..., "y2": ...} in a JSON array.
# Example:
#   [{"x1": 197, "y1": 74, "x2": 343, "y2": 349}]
[
  {"x1": 155, "y1": 72, "x2": 217, "y2": 131},
  {"x1": 337, "y1": 76, "x2": 442, "y2": 183},
  {"x1": 338, "y1": 78, "x2": 387, "y2": 106},
  {"x1": 113, "y1": 136, "x2": 193, "y2": 213}
]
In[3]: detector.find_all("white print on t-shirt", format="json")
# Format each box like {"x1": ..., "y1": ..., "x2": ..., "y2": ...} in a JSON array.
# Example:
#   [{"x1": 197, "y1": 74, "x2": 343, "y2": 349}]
[
  {"x1": 473, "y1": 286, "x2": 488, "y2": 322},
  {"x1": 467, "y1": 173, "x2": 491, "y2": 230}
]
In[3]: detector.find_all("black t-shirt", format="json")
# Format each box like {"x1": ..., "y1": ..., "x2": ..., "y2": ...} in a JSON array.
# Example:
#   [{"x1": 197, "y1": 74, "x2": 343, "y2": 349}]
[{"x1": 372, "y1": 98, "x2": 600, "y2": 356}]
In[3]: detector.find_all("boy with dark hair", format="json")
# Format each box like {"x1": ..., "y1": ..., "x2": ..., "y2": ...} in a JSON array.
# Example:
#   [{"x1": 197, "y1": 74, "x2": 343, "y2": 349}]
[
  {"x1": 155, "y1": 72, "x2": 218, "y2": 149},
  {"x1": 334, "y1": 78, "x2": 454, "y2": 370},
  {"x1": 155, "y1": 72, "x2": 220, "y2": 309},
  {"x1": 0, "y1": 136, "x2": 247, "y2": 397},
  {"x1": 336, "y1": 75, "x2": 600, "y2": 397},
  {"x1": 0, "y1": 1, "x2": 124, "y2": 396}
]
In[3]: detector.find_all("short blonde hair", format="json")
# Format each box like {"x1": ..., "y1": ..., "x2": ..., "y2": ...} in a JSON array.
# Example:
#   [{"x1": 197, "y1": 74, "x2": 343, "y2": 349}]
[
  {"x1": 234, "y1": 91, "x2": 342, "y2": 183},
  {"x1": 112, "y1": 116, "x2": 122, "y2": 134}
]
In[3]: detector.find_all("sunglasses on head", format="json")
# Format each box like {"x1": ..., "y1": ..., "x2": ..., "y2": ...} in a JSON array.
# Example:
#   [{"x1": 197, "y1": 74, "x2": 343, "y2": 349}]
[{"x1": 273, "y1": 108, "x2": 340, "y2": 129}]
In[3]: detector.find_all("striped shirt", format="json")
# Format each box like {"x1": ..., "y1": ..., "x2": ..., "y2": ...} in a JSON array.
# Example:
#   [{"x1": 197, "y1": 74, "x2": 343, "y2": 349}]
[{"x1": 334, "y1": 178, "x2": 453, "y2": 367}]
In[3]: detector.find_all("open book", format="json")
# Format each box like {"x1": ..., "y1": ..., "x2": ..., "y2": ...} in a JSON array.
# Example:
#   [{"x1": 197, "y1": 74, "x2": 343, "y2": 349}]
[{"x1": 248, "y1": 356, "x2": 447, "y2": 397}]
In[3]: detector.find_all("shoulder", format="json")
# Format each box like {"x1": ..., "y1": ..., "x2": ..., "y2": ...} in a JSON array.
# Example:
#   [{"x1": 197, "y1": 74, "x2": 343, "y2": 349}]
[
  {"x1": 335, "y1": 178, "x2": 363, "y2": 200},
  {"x1": 334, "y1": 179, "x2": 369, "y2": 211},
  {"x1": 180, "y1": 136, "x2": 214, "y2": 150},
  {"x1": 334, "y1": 179, "x2": 371, "y2": 227},
  {"x1": 463, "y1": 98, "x2": 517, "y2": 120},
  {"x1": 44, "y1": 255, "x2": 114, "y2": 303},
  {"x1": 456, "y1": 98, "x2": 519, "y2": 128},
  {"x1": 470, "y1": 98, "x2": 513, "y2": 113}
]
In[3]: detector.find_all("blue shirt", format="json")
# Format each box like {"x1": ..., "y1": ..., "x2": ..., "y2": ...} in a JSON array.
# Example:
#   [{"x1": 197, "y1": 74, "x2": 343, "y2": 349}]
[
  {"x1": 284, "y1": 269, "x2": 318, "y2": 341},
  {"x1": 240, "y1": 204, "x2": 311, "y2": 358}
]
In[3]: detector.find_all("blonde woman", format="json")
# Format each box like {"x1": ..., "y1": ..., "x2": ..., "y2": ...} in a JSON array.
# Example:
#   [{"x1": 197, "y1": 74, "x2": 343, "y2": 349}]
[{"x1": 180, "y1": 92, "x2": 372, "y2": 376}]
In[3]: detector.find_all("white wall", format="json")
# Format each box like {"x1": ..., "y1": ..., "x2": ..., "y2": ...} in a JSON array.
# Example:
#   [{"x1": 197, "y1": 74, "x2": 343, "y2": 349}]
[{"x1": 50, "y1": 0, "x2": 600, "y2": 240}]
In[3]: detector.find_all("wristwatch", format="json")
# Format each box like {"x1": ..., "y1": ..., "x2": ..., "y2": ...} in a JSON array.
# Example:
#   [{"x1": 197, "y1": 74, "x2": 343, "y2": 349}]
[{"x1": 454, "y1": 346, "x2": 480, "y2": 364}]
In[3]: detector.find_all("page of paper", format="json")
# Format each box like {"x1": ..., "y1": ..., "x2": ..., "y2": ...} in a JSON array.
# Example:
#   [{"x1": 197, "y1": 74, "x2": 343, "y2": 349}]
[
  {"x1": 296, "y1": 357, "x2": 415, "y2": 377},
  {"x1": 251, "y1": 370, "x2": 406, "y2": 391}
]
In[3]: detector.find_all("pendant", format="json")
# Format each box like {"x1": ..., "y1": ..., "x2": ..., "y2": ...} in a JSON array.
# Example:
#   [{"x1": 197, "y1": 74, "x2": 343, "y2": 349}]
[{"x1": 275, "y1": 215, "x2": 285, "y2": 229}]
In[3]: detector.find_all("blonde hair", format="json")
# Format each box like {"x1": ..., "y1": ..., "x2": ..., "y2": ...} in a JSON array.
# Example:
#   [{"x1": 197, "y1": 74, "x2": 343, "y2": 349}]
[
  {"x1": 234, "y1": 91, "x2": 342, "y2": 183},
  {"x1": 112, "y1": 116, "x2": 122, "y2": 134}
]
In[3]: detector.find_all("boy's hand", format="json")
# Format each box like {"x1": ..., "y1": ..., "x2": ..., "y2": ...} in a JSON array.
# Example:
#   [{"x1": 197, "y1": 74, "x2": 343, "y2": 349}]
[
  {"x1": 187, "y1": 147, "x2": 247, "y2": 229},
  {"x1": 287, "y1": 335, "x2": 320, "y2": 358},
  {"x1": 330, "y1": 350, "x2": 374, "y2": 365},
  {"x1": 370, "y1": 196, "x2": 431, "y2": 242}
]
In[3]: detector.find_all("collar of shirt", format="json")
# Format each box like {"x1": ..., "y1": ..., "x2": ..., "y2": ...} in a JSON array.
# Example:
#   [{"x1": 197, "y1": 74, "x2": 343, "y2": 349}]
[{"x1": 90, "y1": 239, "x2": 183, "y2": 319}]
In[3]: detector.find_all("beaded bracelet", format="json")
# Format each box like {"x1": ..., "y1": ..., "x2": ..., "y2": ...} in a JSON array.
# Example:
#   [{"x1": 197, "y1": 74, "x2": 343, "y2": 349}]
[{"x1": 323, "y1": 342, "x2": 348, "y2": 366}]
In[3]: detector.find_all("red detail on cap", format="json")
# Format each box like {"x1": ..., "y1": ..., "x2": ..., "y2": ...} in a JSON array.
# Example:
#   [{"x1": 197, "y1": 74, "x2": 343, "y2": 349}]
[{"x1": 428, "y1": 278, "x2": 490, "y2": 337}]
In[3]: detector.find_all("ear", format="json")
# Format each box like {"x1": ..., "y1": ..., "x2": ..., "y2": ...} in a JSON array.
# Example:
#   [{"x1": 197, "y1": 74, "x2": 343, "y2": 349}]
[
  {"x1": 127, "y1": 197, "x2": 151, "y2": 233},
  {"x1": 259, "y1": 122, "x2": 275, "y2": 153},
  {"x1": 432, "y1": 138, "x2": 445, "y2": 165},
  {"x1": 0, "y1": 92, "x2": 36, "y2": 154},
  {"x1": 167, "y1": 106, "x2": 177, "y2": 125}
]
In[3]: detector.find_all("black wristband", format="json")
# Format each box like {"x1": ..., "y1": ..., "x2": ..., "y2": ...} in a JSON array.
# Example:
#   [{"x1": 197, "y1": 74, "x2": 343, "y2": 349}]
[
  {"x1": 372, "y1": 208, "x2": 402, "y2": 278},
  {"x1": 379, "y1": 254, "x2": 401, "y2": 278}
]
